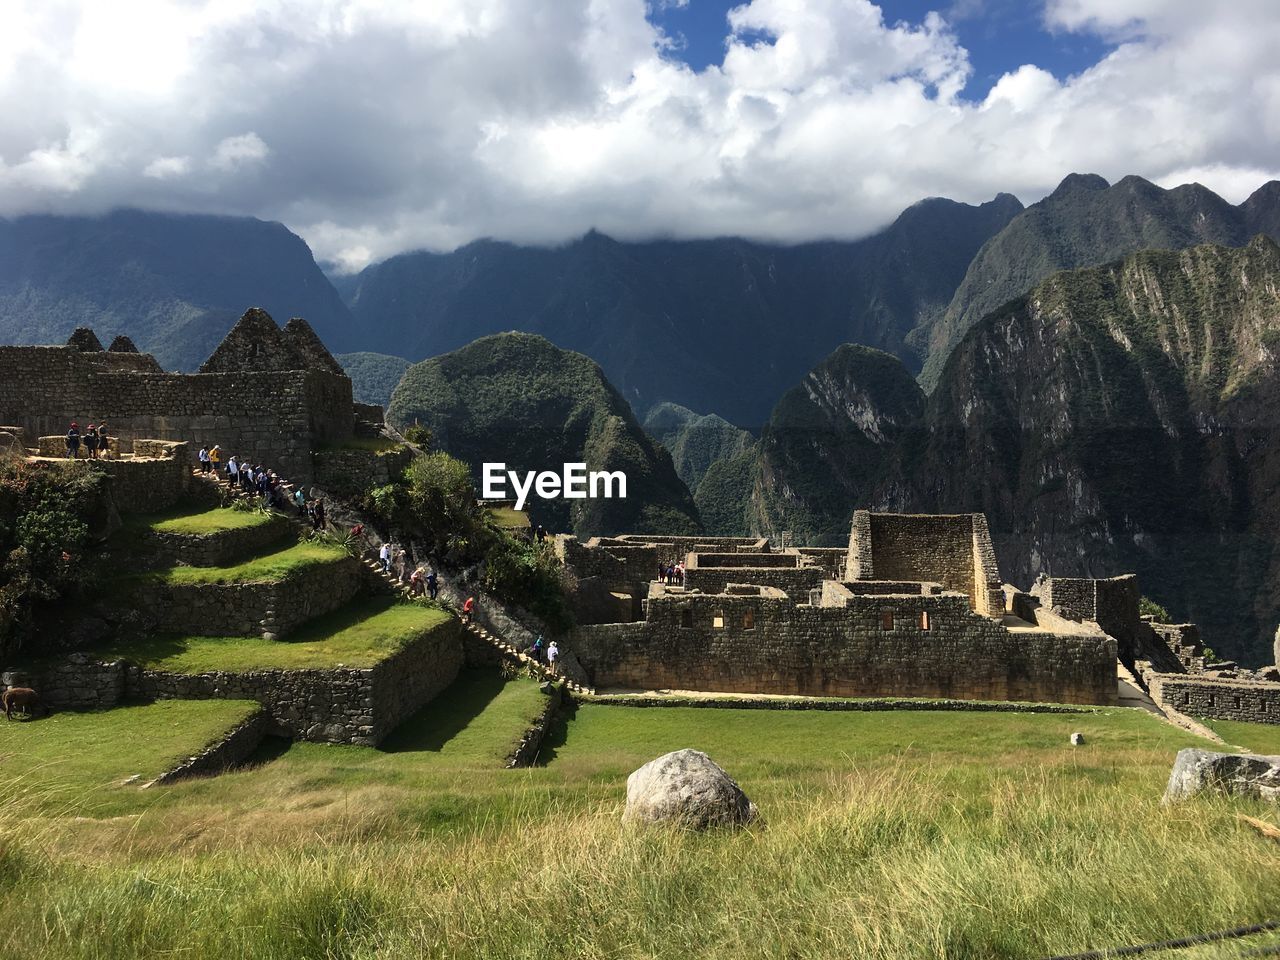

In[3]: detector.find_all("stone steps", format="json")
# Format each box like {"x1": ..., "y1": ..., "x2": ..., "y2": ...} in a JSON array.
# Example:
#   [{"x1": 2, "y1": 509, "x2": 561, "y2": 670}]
[{"x1": 193, "y1": 469, "x2": 591, "y2": 694}]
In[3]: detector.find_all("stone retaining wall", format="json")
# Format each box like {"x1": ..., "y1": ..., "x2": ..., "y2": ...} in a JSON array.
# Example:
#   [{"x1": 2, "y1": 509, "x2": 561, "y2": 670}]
[
  {"x1": 506, "y1": 684, "x2": 562, "y2": 767},
  {"x1": 1144, "y1": 669, "x2": 1280, "y2": 725},
  {"x1": 125, "y1": 554, "x2": 363, "y2": 638},
  {"x1": 128, "y1": 618, "x2": 464, "y2": 745},
  {"x1": 5, "y1": 654, "x2": 126, "y2": 709},
  {"x1": 152, "y1": 709, "x2": 269, "y2": 784},
  {"x1": 312, "y1": 445, "x2": 412, "y2": 498},
  {"x1": 142, "y1": 515, "x2": 293, "y2": 567}
]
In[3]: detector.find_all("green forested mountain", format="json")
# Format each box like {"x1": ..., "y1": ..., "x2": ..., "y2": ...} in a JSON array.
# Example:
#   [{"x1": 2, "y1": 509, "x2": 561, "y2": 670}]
[
  {"x1": 388, "y1": 333, "x2": 701, "y2": 536},
  {"x1": 0, "y1": 210, "x2": 353, "y2": 370},
  {"x1": 343, "y1": 194, "x2": 1023, "y2": 426},
  {"x1": 642, "y1": 402, "x2": 754, "y2": 493},
  {"x1": 336, "y1": 352, "x2": 411, "y2": 407},
  {"x1": 920, "y1": 174, "x2": 1280, "y2": 387}
]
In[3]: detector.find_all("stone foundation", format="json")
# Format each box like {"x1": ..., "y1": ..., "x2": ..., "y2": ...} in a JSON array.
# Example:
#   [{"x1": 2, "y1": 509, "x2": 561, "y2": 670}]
[{"x1": 141, "y1": 514, "x2": 293, "y2": 567}]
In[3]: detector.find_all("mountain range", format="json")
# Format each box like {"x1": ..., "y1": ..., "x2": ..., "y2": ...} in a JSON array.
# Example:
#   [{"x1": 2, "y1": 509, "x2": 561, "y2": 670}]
[{"x1": 0, "y1": 209, "x2": 352, "y2": 371}]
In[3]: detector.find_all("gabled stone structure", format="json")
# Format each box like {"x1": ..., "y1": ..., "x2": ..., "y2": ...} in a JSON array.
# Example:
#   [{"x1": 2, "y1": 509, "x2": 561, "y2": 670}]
[
  {"x1": 0, "y1": 308, "x2": 357, "y2": 482},
  {"x1": 66, "y1": 327, "x2": 104, "y2": 352},
  {"x1": 108, "y1": 335, "x2": 140, "y2": 353}
]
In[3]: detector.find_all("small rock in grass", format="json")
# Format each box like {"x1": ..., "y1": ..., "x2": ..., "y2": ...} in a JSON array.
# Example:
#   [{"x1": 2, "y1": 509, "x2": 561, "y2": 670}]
[
  {"x1": 1070, "y1": 732, "x2": 1084, "y2": 746},
  {"x1": 624, "y1": 748, "x2": 757, "y2": 829},
  {"x1": 1164, "y1": 748, "x2": 1280, "y2": 803}
]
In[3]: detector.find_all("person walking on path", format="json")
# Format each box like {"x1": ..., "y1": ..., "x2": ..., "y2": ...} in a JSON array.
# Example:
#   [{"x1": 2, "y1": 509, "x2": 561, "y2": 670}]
[
  {"x1": 426, "y1": 568, "x2": 439, "y2": 600},
  {"x1": 294, "y1": 486, "x2": 306, "y2": 516},
  {"x1": 462, "y1": 596, "x2": 476, "y2": 624},
  {"x1": 531, "y1": 634, "x2": 544, "y2": 662},
  {"x1": 209, "y1": 445, "x2": 221, "y2": 475},
  {"x1": 547, "y1": 640, "x2": 560, "y2": 676},
  {"x1": 380, "y1": 542, "x2": 392, "y2": 574},
  {"x1": 65, "y1": 422, "x2": 81, "y2": 459},
  {"x1": 409, "y1": 566, "x2": 425, "y2": 597},
  {"x1": 312, "y1": 498, "x2": 326, "y2": 531},
  {"x1": 97, "y1": 421, "x2": 110, "y2": 459},
  {"x1": 83, "y1": 424, "x2": 100, "y2": 460},
  {"x1": 228, "y1": 455, "x2": 239, "y2": 488},
  {"x1": 198, "y1": 446, "x2": 210, "y2": 473}
]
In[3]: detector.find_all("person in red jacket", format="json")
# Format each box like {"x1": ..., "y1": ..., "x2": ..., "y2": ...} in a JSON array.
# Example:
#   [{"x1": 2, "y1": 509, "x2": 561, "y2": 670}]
[{"x1": 463, "y1": 596, "x2": 476, "y2": 624}]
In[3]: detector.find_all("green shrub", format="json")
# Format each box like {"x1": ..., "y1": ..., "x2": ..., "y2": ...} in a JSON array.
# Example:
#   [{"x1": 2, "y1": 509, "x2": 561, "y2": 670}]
[{"x1": 1138, "y1": 596, "x2": 1171, "y2": 622}]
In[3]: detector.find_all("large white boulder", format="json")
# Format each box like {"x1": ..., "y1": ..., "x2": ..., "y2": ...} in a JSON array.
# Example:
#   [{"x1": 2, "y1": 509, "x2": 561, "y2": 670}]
[
  {"x1": 623, "y1": 748, "x2": 757, "y2": 829},
  {"x1": 1164, "y1": 748, "x2": 1280, "y2": 803}
]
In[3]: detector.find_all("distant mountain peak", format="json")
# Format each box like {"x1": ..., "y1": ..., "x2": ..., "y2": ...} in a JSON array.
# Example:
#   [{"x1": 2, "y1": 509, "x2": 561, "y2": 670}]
[{"x1": 1049, "y1": 173, "x2": 1111, "y2": 199}]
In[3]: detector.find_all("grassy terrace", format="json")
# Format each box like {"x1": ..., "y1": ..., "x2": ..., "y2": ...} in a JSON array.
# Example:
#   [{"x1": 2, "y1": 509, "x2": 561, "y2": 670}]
[
  {"x1": 487, "y1": 505, "x2": 530, "y2": 528},
  {"x1": 3, "y1": 684, "x2": 1280, "y2": 959},
  {"x1": 141, "y1": 504, "x2": 282, "y2": 536},
  {"x1": 96, "y1": 598, "x2": 453, "y2": 672},
  {"x1": 122, "y1": 539, "x2": 346, "y2": 585},
  {"x1": 0, "y1": 700, "x2": 259, "y2": 807}
]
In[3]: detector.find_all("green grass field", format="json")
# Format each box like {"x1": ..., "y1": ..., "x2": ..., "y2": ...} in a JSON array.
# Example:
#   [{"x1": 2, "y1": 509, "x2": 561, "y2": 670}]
[
  {"x1": 95, "y1": 599, "x2": 453, "y2": 672},
  {"x1": 2, "y1": 681, "x2": 1279, "y2": 959},
  {"x1": 1204, "y1": 717, "x2": 1280, "y2": 754},
  {"x1": 123, "y1": 539, "x2": 347, "y2": 585},
  {"x1": 0, "y1": 700, "x2": 260, "y2": 809}
]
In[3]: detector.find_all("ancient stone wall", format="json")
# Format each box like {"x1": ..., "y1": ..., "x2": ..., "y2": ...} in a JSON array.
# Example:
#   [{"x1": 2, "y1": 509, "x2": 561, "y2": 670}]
[
  {"x1": 152, "y1": 709, "x2": 269, "y2": 784},
  {"x1": 1145, "y1": 670, "x2": 1280, "y2": 725},
  {"x1": 123, "y1": 554, "x2": 363, "y2": 638},
  {"x1": 312, "y1": 445, "x2": 412, "y2": 498},
  {"x1": 570, "y1": 591, "x2": 1116, "y2": 705},
  {"x1": 795, "y1": 547, "x2": 847, "y2": 579},
  {"x1": 0, "y1": 346, "x2": 354, "y2": 482},
  {"x1": 11, "y1": 654, "x2": 126, "y2": 710},
  {"x1": 141, "y1": 515, "x2": 293, "y2": 568},
  {"x1": 681, "y1": 565, "x2": 824, "y2": 603},
  {"x1": 846, "y1": 512, "x2": 1002, "y2": 615},
  {"x1": 1038, "y1": 575, "x2": 1141, "y2": 655}
]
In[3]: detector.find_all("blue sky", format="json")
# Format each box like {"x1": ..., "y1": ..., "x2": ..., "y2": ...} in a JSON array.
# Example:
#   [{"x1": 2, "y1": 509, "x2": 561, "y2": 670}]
[{"x1": 649, "y1": 0, "x2": 1116, "y2": 99}]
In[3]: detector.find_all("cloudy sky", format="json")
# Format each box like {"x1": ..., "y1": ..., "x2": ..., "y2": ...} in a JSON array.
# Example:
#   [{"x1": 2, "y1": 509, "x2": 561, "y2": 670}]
[{"x1": 2, "y1": 0, "x2": 1278, "y2": 271}]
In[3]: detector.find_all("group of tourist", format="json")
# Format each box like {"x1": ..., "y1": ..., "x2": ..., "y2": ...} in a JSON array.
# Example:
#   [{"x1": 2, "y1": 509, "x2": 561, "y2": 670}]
[
  {"x1": 64, "y1": 421, "x2": 110, "y2": 459},
  {"x1": 378, "y1": 540, "x2": 440, "y2": 599},
  {"x1": 198, "y1": 446, "x2": 329, "y2": 531},
  {"x1": 659, "y1": 560, "x2": 685, "y2": 585}
]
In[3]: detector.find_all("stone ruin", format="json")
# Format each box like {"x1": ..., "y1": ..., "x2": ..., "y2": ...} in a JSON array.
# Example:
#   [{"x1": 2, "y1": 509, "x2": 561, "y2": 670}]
[
  {"x1": 558, "y1": 509, "x2": 1280, "y2": 719},
  {"x1": 0, "y1": 308, "x2": 385, "y2": 483},
  {"x1": 558, "y1": 511, "x2": 1118, "y2": 705}
]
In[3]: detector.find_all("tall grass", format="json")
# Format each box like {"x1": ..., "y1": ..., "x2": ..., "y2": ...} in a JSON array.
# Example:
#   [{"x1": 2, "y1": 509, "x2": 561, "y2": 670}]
[{"x1": 1, "y1": 766, "x2": 1277, "y2": 959}]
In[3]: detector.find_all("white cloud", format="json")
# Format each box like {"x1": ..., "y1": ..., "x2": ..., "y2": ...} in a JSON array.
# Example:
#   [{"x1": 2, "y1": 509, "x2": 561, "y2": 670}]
[
  {"x1": 143, "y1": 155, "x2": 191, "y2": 179},
  {"x1": 0, "y1": 0, "x2": 1277, "y2": 268},
  {"x1": 210, "y1": 133, "x2": 269, "y2": 171}
]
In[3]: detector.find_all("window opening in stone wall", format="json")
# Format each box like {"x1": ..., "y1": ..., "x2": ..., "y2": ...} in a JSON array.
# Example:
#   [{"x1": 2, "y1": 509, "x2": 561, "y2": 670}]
[
  {"x1": 713, "y1": 613, "x2": 725, "y2": 629},
  {"x1": 680, "y1": 608, "x2": 693, "y2": 628},
  {"x1": 880, "y1": 610, "x2": 894, "y2": 631},
  {"x1": 1233, "y1": 695, "x2": 1241, "y2": 709},
  {"x1": 742, "y1": 609, "x2": 755, "y2": 630},
  {"x1": 1208, "y1": 694, "x2": 1216, "y2": 707},
  {"x1": 919, "y1": 610, "x2": 930, "y2": 630}
]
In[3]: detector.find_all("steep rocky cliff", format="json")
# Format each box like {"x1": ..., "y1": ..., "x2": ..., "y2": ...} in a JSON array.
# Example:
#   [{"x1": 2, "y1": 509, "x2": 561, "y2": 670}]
[
  {"x1": 920, "y1": 174, "x2": 1280, "y2": 388},
  {"x1": 749, "y1": 345, "x2": 924, "y2": 545},
  {"x1": 899, "y1": 236, "x2": 1280, "y2": 663}
]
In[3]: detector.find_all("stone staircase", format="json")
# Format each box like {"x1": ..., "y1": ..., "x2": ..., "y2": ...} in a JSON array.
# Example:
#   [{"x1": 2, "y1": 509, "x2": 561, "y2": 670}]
[
  {"x1": 356, "y1": 553, "x2": 591, "y2": 695},
  {"x1": 192, "y1": 468, "x2": 591, "y2": 695}
]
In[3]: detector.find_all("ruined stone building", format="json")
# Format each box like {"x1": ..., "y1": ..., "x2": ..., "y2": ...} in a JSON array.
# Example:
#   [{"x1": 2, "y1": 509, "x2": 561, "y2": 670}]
[
  {"x1": 558, "y1": 511, "x2": 1119, "y2": 705},
  {"x1": 0, "y1": 308, "x2": 382, "y2": 482}
]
